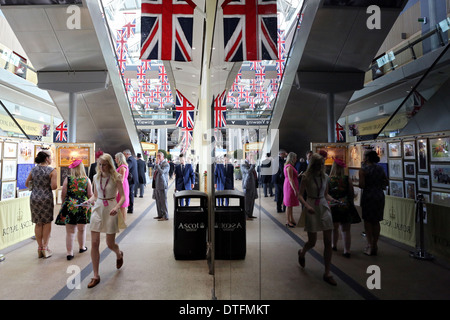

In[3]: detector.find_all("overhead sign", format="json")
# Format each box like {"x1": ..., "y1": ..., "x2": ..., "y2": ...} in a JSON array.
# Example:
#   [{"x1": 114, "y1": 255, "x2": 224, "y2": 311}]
[
  {"x1": 227, "y1": 119, "x2": 271, "y2": 126},
  {"x1": 135, "y1": 119, "x2": 176, "y2": 126}
]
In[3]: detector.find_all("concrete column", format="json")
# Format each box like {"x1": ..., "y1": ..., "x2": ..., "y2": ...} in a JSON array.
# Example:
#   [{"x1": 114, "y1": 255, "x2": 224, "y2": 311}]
[
  {"x1": 327, "y1": 92, "x2": 335, "y2": 143},
  {"x1": 68, "y1": 92, "x2": 77, "y2": 143}
]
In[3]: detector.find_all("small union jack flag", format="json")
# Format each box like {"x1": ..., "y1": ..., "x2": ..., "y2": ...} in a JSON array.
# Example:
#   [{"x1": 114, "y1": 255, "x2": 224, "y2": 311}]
[
  {"x1": 54, "y1": 121, "x2": 68, "y2": 143},
  {"x1": 222, "y1": 0, "x2": 278, "y2": 62},
  {"x1": 214, "y1": 91, "x2": 227, "y2": 128},
  {"x1": 140, "y1": 0, "x2": 197, "y2": 61},
  {"x1": 336, "y1": 122, "x2": 345, "y2": 142},
  {"x1": 122, "y1": 18, "x2": 136, "y2": 38},
  {"x1": 175, "y1": 89, "x2": 195, "y2": 128},
  {"x1": 180, "y1": 126, "x2": 193, "y2": 153}
]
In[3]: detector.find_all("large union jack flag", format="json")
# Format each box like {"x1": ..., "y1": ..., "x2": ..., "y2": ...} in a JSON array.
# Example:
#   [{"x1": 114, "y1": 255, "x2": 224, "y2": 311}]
[
  {"x1": 141, "y1": 0, "x2": 197, "y2": 61},
  {"x1": 175, "y1": 89, "x2": 195, "y2": 128},
  {"x1": 222, "y1": 0, "x2": 277, "y2": 62},
  {"x1": 54, "y1": 121, "x2": 68, "y2": 143},
  {"x1": 214, "y1": 91, "x2": 227, "y2": 128}
]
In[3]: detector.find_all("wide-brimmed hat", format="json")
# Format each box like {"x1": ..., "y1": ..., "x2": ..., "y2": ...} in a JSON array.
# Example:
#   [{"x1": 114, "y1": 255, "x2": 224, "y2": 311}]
[{"x1": 69, "y1": 159, "x2": 82, "y2": 168}]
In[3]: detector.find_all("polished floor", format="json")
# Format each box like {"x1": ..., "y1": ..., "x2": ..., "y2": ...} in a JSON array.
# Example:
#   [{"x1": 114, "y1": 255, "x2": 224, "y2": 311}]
[{"x1": 1, "y1": 178, "x2": 449, "y2": 302}]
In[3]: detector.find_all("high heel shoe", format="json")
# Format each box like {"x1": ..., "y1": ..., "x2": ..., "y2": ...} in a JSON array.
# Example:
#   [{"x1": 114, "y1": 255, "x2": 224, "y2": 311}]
[
  {"x1": 42, "y1": 248, "x2": 52, "y2": 259},
  {"x1": 37, "y1": 248, "x2": 44, "y2": 258},
  {"x1": 286, "y1": 223, "x2": 295, "y2": 228}
]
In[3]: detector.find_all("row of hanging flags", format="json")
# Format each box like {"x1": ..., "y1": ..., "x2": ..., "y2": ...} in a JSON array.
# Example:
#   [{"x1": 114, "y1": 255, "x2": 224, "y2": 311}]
[{"x1": 114, "y1": 0, "x2": 287, "y2": 152}]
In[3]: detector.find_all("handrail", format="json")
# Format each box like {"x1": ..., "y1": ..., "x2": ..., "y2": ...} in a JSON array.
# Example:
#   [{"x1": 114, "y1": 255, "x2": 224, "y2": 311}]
[
  {"x1": 367, "y1": 23, "x2": 448, "y2": 82},
  {"x1": 375, "y1": 42, "x2": 450, "y2": 139}
]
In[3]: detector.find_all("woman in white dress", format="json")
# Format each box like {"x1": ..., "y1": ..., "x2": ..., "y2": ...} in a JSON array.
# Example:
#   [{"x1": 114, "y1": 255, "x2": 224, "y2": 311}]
[
  {"x1": 297, "y1": 153, "x2": 338, "y2": 286},
  {"x1": 83, "y1": 153, "x2": 126, "y2": 288}
]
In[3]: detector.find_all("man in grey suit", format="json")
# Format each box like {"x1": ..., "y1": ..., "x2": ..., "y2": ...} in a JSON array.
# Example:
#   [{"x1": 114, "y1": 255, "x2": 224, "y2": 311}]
[
  {"x1": 241, "y1": 153, "x2": 258, "y2": 220},
  {"x1": 152, "y1": 151, "x2": 170, "y2": 221}
]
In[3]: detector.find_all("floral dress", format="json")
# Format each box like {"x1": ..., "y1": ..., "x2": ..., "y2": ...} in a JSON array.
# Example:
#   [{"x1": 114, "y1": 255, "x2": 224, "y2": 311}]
[{"x1": 56, "y1": 176, "x2": 91, "y2": 225}]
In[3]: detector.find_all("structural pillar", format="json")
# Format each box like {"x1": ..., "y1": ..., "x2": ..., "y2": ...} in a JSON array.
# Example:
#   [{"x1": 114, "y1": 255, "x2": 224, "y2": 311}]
[
  {"x1": 68, "y1": 92, "x2": 77, "y2": 143},
  {"x1": 327, "y1": 92, "x2": 335, "y2": 143}
]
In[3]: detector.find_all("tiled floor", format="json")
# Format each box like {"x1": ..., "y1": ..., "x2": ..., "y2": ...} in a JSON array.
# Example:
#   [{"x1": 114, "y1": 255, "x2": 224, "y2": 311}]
[{"x1": 1, "y1": 179, "x2": 449, "y2": 301}]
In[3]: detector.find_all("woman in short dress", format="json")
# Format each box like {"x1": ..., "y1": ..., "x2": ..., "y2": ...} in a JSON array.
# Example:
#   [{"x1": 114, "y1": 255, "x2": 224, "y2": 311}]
[
  {"x1": 283, "y1": 152, "x2": 300, "y2": 227},
  {"x1": 83, "y1": 153, "x2": 126, "y2": 288},
  {"x1": 55, "y1": 159, "x2": 93, "y2": 260},
  {"x1": 297, "y1": 153, "x2": 338, "y2": 286},
  {"x1": 25, "y1": 150, "x2": 57, "y2": 259},
  {"x1": 114, "y1": 152, "x2": 129, "y2": 227},
  {"x1": 359, "y1": 150, "x2": 388, "y2": 256}
]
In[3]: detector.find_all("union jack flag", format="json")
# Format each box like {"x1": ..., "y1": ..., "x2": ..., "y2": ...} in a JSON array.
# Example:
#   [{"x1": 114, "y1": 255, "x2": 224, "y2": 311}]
[
  {"x1": 222, "y1": 0, "x2": 278, "y2": 62},
  {"x1": 122, "y1": 18, "x2": 136, "y2": 38},
  {"x1": 54, "y1": 121, "x2": 68, "y2": 143},
  {"x1": 116, "y1": 29, "x2": 128, "y2": 73},
  {"x1": 180, "y1": 126, "x2": 193, "y2": 153},
  {"x1": 175, "y1": 89, "x2": 195, "y2": 128},
  {"x1": 140, "y1": 0, "x2": 197, "y2": 61},
  {"x1": 336, "y1": 122, "x2": 345, "y2": 142},
  {"x1": 214, "y1": 91, "x2": 227, "y2": 128}
]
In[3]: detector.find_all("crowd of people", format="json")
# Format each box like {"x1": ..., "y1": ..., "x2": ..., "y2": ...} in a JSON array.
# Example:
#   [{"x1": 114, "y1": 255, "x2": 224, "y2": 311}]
[{"x1": 25, "y1": 146, "x2": 387, "y2": 289}]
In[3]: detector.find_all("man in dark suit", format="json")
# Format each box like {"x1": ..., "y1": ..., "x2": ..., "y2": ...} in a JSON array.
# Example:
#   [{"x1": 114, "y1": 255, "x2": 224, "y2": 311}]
[
  {"x1": 223, "y1": 155, "x2": 234, "y2": 205},
  {"x1": 272, "y1": 149, "x2": 287, "y2": 213},
  {"x1": 123, "y1": 149, "x2": 139, "y2": 214},
  {"x1": 135, "y1": 153, "x2": 147, "y2": 198},
  {"x1": 174, "y1": 154, "x2": 195, "y2": 206}
]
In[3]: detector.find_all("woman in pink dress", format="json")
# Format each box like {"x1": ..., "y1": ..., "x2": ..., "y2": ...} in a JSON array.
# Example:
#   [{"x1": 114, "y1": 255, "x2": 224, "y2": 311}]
[
  {"x1": 114, "y1": 152, "x2": 129, "y2": 226},
  {"x1": 283, "y1": 152, "x2": 300, "y2": 227}
]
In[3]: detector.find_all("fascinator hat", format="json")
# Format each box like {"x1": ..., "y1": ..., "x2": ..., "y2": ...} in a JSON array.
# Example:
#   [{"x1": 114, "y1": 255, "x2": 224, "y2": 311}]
[
  {"x1": 69, "y1": 159, "x2": 83, "y2": 169},
  {"x1": 334, "y1": 158, "x2": 346, "y2": 168}
]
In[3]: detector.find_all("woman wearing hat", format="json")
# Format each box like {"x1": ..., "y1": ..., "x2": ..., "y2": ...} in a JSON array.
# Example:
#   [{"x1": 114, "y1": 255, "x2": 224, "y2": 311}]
[{"x1": 55, "y1": 159, "x2": 93, "y2": 260}]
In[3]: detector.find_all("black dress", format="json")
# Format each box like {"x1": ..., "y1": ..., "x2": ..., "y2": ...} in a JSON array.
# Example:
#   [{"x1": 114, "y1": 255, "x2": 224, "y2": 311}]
[{"x1": 360, "y1": 164, "x2": 387, "y2": 222}]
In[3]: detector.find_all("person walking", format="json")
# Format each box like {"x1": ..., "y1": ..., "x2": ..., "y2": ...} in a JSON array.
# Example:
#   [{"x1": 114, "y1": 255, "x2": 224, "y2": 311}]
[
  {"x1": 153, "y1": 151, "x2": 170, "y2": 221},
  {"x1": 283, "y1": 152, "x2": 300, "y2": 228},
  {"x1": 25, "y1": 150, "x2": 57, "y2": 259},
  {"x1": 123, "y1": 149, "x2": 138, "y2": 214},
  {"x1": 83, "y1": 153, "x2": 126, "y2": 288},
  {"x1": 359, "y1": 150, "x2": 388, "y2": 256},
  {"x1": 135, "y1": 153, "x2": 147, "y2": 198},
  {"x1": 273, "y1": 149, "x2": 287, "y2": 213},
  {"x1": 261, "y1": 153, "x2": 274, "y2": 197},
  {"x1": 55, "y1": 159, "x2": 93, "y2": 260},
  {"x1": 175, "y1": 154, "x2": 195, "y2": 206},
  {"x1": 114, "y1": 152, "x2": 130, "y2": 228},
  {"x1": 241, "y1": 153, "x2": 258, "y2": 220},
  {"x1": 328, "y1": 158, "x2": 359, "y2": 258},
  {"x1": 297, "y1": 153, "x2": 338, "y2": 286}
]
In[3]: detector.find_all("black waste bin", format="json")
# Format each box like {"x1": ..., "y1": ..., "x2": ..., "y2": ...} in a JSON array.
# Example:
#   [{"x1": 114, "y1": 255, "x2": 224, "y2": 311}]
[
  {"x1": 173, "y1": 190, "x2": 208, "y2": 260},
  {"x1": 214, "y1": 190, "x2": 246, "y2": 260}
]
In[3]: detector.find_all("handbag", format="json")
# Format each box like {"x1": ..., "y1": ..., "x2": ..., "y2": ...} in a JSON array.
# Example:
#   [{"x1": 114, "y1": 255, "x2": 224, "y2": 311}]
[
  {"x1": 118, "y1": 211, "x2": 127, "y2": 229},
  {"x1": 349, "y1": 202, "x2": 361, "y2": 224}
]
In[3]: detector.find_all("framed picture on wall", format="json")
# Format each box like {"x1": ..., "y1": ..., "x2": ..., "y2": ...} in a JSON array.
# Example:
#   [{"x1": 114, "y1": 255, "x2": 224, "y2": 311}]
[
  {"x1": 58, "y1": 146, "x2": 90, "y2": 167},
  {"x1": 404, "y1": 162, "x2": 416, "y2": 179},
  {"x1": 429, "y1": 137, "x2": 450, "y2": 162},
  {"x1": 348, "y1": 144, "x2": 362, "y2": 168},
  {"x1": 417, "y1": 174, "x2": 430, "y2": 193},
  {"x1": 405, "y1": 180, "x2": 416, "y2": 200},
  {"x1": 388, "y1": 142, "x2": 401, "y2": 158},
  {"x1": 417, "y1": 139, "x2": 428, "y2": 173},
  {"x1": 2, "y1": 159, "x2": 17, "y2": 181},
  {"x1": 431, "y1": 191, "x2": 450, "y2": 207},
  {"x1": 389, "y1": 180, "x2": 404, "y2": 198},
  {"x1": 18, "y1": 142, "x2": 35, "y2": 164},
  {"x1": 1, "y1": 180, "x2": 16, "y2": 201},
  {"x1": 3, "y1": 142, "x2": 18, "y2": 158},
  {"x1": 349, "y1": 168, "x2": 360, "y2": 186},
  {"x1": 388, "y1": 158, "x2": 403, "y2": 179},
  {"x1": 430, "y1": 164, "x2": 450, "y2": 189},
  {"x1": 403, "y1": 140, "x2": 415, "y2": 160}
]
